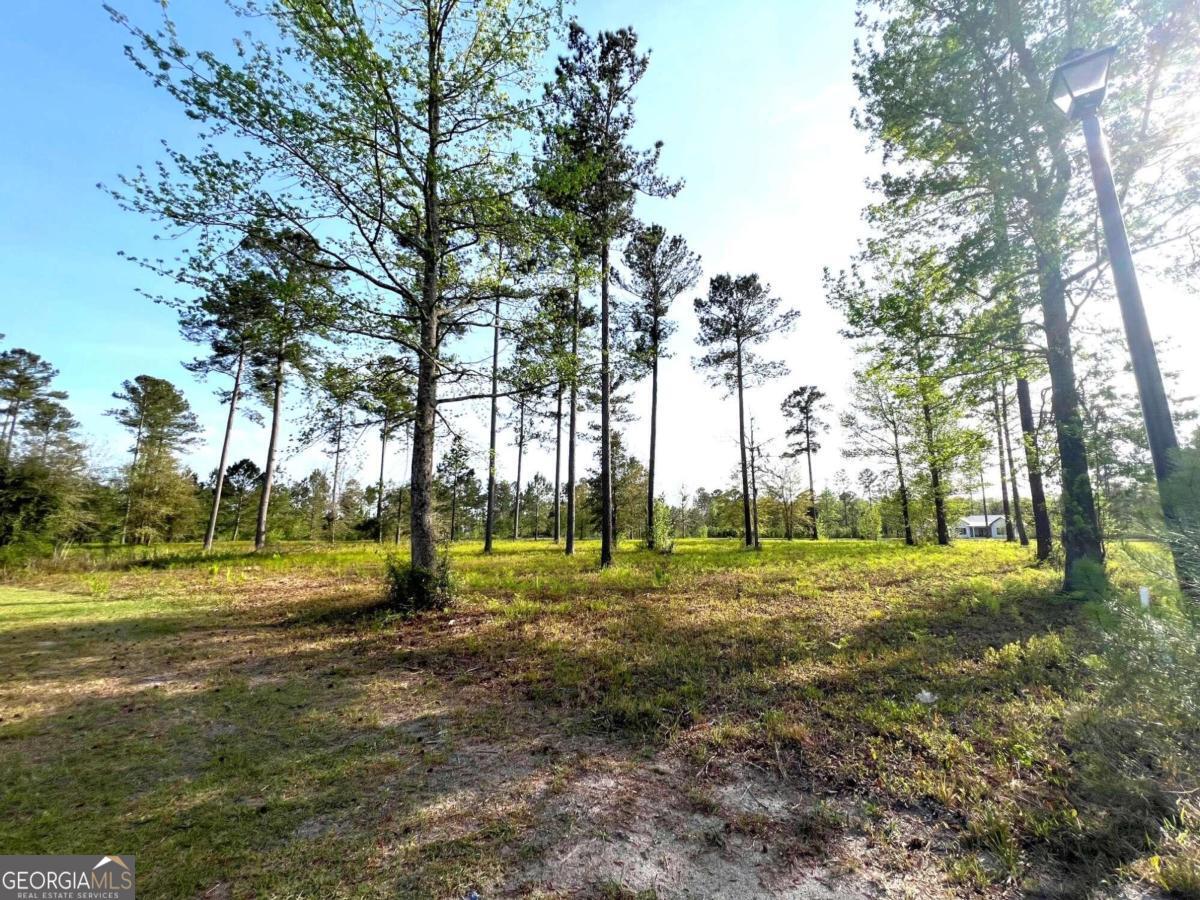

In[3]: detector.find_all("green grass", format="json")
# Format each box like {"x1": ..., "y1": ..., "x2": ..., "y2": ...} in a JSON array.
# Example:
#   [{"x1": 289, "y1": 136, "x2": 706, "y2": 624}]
[{"x1": 1, "y1": 537, "x2": 1196, "y2": 897}]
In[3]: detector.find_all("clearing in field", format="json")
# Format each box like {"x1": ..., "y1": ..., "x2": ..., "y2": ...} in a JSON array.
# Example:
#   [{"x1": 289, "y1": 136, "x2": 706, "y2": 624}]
[{"x1": 1, "y1": 539, "x2": 1196, "y2": 898}]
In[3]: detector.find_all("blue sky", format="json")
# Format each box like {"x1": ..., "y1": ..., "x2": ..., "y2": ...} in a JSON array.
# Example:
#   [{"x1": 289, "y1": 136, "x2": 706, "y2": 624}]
[
  {"x1": 0, "y1": 0, "x2": 874, "y2": 495},
  {"x1": 3, "y1": 1, "x2": 1191, "y2": 499}
]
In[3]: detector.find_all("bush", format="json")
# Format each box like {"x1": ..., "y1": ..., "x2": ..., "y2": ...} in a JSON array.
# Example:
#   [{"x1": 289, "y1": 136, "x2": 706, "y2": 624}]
[
  {"x1": 384, "y1": 556, "x2": 453, "y2": 614},
  {"x1": 859, "y1": 503, "x2": 882, "y2": 541},
  {"x1": 650, "y1": 499, "x2": 674, "y2": 553}
]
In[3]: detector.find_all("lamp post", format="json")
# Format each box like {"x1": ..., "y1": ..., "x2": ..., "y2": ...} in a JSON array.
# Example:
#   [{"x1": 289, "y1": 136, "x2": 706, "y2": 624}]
[{"x1": 1049, "y1": 47, "x2": 1192, "y2": 594}]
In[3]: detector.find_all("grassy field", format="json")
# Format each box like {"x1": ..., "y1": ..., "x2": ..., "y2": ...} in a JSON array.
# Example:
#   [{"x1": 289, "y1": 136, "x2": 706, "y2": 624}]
[{"x1": 1, "y1": 538, "x2": 1197, "y2": 898}]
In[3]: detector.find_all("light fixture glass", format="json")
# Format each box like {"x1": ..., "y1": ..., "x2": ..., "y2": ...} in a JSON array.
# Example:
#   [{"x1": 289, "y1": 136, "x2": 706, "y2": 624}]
[{"x1": 1048, "y1": 46, "x2": 1116, "y2": 119}]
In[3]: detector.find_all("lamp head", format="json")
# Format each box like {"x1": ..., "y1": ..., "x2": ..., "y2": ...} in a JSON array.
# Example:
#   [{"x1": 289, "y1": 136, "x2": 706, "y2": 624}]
[{"x1": 1049, "y1": 46, "x2": 1116, "y2": 120}]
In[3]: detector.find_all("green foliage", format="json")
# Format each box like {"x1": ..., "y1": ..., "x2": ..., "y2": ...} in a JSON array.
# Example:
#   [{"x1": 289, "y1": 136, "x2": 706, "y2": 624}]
[
  {"x1": 614, "y1": 224, "x2": 700, "y2": 371},
  {"x1": 692, "y1": 274, "x2": 798, "y2": 396},
  {"x1": 384, "y1": 555, "x2": 453, "y2": 615},
  {"x1": 650, "y1": 499, "x2": 673, "y2": 553},
  {"x1": 859, "y1": 503, "x2": 882, "y2": 541}
]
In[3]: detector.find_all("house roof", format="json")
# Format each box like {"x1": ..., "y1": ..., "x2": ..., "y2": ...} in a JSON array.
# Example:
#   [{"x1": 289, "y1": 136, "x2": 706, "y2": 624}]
[{"x1": 959, "y1": 515, "x2": 1003, "y2": 527}]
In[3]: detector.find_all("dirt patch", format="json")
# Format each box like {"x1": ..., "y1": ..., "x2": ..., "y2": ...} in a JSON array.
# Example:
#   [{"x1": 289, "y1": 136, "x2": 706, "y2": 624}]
[{"x1": 507, "y1": 752, "x2": 961, "y2": 899}]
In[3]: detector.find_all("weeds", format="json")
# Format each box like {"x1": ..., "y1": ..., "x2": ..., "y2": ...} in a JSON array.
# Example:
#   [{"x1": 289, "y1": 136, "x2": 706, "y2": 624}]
[{"x1": 1, "y1": 538, "x2": 1196, "y2": 896}]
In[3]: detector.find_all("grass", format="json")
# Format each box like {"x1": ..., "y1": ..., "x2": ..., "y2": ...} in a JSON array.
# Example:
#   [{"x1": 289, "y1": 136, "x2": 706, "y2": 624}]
[{"x1": 1, "y1": 537, "x2": 1197, "y2": 897}]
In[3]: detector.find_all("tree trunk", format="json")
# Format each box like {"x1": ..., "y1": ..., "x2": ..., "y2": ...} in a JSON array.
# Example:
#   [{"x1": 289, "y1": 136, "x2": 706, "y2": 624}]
[
  {"x1": 400, "y1": 487, "x2": 410, "y2": 549},
  {"x1": 992, "y1": 385, "x2": 1015, "y2": 541},
  {"x1": 893, "y1": 434, "x2": 915, "y2": 546},
  {"x1": 553, "y1": 383, "x2": 563, "y2": 543},
  {"x1": 611, "y1": 474, "x2": 618, "y2": 547},
  {"x1": 599, "y1": 242, "x2": 614, "y2": 567},
  {"x1": 805, "y1": 438, "x2": 817, "y2": 540},
  {"x1": 410, "y1": 22, "x2": 448, "y2": 578},
  {"x1": 329, "y1": 413, "x2": 343, "y2": 544},
  {"x1": 450, "y1": 485, "x2": 457, "y2": 542},
  {"x1": 735, "y1": 344, "x2": 753, "y2": 547},
  {"x1": 921, "y1": 399, "x2": 950, "y2": 545},
  {"x1": 1016, "y1": 376, "x2": 1052, "y2": 562},
  {"x1": 376, "y1": 421, "x2": 388, "y2": 543},
  {"x1": 1001, "y1": 380, "x2": 1029, "y2": 546},
  {"x1": 204, "y1": 346, "x2": 244, "y2": 551},
  {"x1": 410, "y1": 314, "x2": 439, "y2": 573},
  {"x1": 512, "y1": 399, "x2": 525, "y2": 541},
  {"x1": 121, "y1": 412, "x2": 145, "y2": 546},
  {"x1": 566, "y1": 272, "x2": 580, "y2": 556},
  {"x1": 1, "y1": 404, "x2": 19, "y2": 462},
  {"x1": 749, "y1": 420, "x2": 761, "y2": 550},
  {"x1": 410, "y1": 26, "x2": 442, "y2": 578},
  {"x1": 254, "y1": 356, "x2": 285, "y2": 551},
  {"x1": 1036, "y1": 247, "x2": 1104, "y2": 588},
  {"x1": 646, "y1": 335, "x2": 660, "y2": 548},
  {"x1": 484, "y1": 293, "x2": 500, "y2": 554},
  {"x1": 232, "y1": 496, "x2": 243, "y2": 542}
]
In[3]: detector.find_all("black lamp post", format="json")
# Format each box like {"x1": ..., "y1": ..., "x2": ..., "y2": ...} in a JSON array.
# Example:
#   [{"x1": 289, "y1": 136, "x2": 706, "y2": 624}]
[{"x1": 1049, "y1": 47, "x2": 1192, "y2": 593}]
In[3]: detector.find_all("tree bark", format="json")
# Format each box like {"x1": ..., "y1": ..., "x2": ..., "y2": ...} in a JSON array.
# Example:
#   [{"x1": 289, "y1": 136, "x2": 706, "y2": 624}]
[
  {"x1": 646, "y1": 326, "x2": 660, "y2": 548},
  {"x1": 254, "y1": 356, "x2": 285, "y2": 551},
  {"x1": 735, "y1": 343, "x2": 753, "y2": 547},
  {"x1": 553, "y1": 383, "x2": 563, "y2": 543},
  {"x1": 921, "y1": 399, "x2": 950, "y2": 545},
  {"x1": 1000, "y1": 381, "x2": 1028, "y2": 546},
  {"x1": 599, "y1": 242, "x2": 614, "y2": 567},
  {"x1": 566, "y1": 272, "x2": 580, "y2": 556},
  {"x1": 805, "y1": 431, "x2": 817, "y2": 540},
  {"x1": 512, "y1": 399, "x2": 525, "y2": 541},
  {"x1": 410, "y1": 313, "x2": 439, "y2": 573},
  {"x1": 992, "y1": 385, "x2": 1015, "y2": 541},
  {"x1": 409, "y1": 21, "x2": 442, "y2": 577},
  {"x1": 893, "y1": 433, "x2": 915, "y2": 546},
  {"x1": 1035, "y1": 247, "x2": 1104, "y2": 588},
  {"x1": 329, "y1": 411, "x2": 343, "y2": 543},
  {"x1": 204, "y1": 346, "x2": 244, "y2": 551},
  {"x1": 376, "y1": 421, "x2": 388, "y2": 543},
  {"x1": 749, "y1": 419, "x2": 761, "y2": 549},
  {"x1": 484, "y1": 292, "x2": 500, "y2": 554},
  {"x1": 1016, "y1": 376, "x2": 1052, "y2": 561}
]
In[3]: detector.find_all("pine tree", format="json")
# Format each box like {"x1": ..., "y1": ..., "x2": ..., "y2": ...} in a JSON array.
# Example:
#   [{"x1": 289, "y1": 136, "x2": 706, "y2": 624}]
[
  {"x1": 615, "y1": 224, "x2": 700, "y2": 548},
  {"x1": 694, "y1": 274, "x2": 799, "y2": 548},
  {"x1": 780, "y1": 386, "x2": 828, "y2": 540},
  {"x1": 539, "y1": 22, "x2": 680, "y2": 567},
  {"x1": 0, "y1": 350, "x2": 64, "y2": 464},
  {"x1": 107, "y1": 375, "x2": 201, "y2": 544}
]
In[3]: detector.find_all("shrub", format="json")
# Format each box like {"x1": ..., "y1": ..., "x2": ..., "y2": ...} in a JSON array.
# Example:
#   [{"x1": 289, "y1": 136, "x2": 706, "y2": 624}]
[
  {"x1": 384, "y1": 555, "x2": 453, "y2": 614},
  {"x1": 859, "y1": 503, "x2": 882, "y2": 541},
  {"x1": 650, "y1": 499, "x2": 674, "y2": 553}
]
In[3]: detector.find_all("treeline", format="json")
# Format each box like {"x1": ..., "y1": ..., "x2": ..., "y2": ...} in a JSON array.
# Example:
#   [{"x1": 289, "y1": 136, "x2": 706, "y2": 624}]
[
  {"x1": 3, "y1": 332, "x2": 1196, "y2": 568},
  {"x1": 4, "y1": 0, "x2": 1199, "y2": 602}
]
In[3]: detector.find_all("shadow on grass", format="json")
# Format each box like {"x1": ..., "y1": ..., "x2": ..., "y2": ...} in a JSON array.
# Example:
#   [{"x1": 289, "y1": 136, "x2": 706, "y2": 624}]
[
  {"x1": 0, "y1": 593, "x2": 587, "y2": 896},
  {"x1": 0, "y1": 545, "x2": 1176, "y2": 896},
  {"x1": 388, "y1": 576, "x2": 1169, "y2": 895}
]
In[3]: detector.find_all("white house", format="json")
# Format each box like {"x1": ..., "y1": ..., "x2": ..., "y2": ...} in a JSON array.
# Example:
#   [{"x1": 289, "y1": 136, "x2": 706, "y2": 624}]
[{"x1": 957, "y1": 515, "x2": 1005, "y2": 539}]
